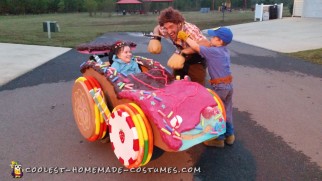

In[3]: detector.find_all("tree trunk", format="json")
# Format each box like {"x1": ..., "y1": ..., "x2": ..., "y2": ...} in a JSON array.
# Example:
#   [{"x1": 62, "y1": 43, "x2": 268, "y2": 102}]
[
  {"x1": 212, "y1": 0, "x2": 215, "y2": 12},
  {"x1": 244, "y1": 0, "x2": 247, "y2": 10}
]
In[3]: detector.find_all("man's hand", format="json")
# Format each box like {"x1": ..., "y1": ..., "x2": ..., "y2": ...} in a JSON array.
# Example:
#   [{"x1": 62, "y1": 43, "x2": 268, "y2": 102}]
[
  {"x1": 167, "y1": 51, "x2": 185, "y2": 69},
  {"x1": 147, "y1": 35, "x2": 162, "y2": 54},
  {"x1": 177, "y1": 31, "x2": 190, "y2": 41}
]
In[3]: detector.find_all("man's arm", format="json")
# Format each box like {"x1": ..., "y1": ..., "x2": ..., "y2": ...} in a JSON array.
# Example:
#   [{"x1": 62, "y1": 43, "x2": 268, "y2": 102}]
[
  {"x1": 178, "y1": 31, "x2": 210, "y2": 54},
  {"x1": 153, "y1": 25, "x2": 170, "y2": 39},
  {"x1": 153, "y1": 25, "x2": 161, "y2": 35}
]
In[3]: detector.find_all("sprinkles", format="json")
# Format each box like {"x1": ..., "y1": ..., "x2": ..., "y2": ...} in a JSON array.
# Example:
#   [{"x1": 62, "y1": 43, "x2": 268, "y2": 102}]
[
  {"x1": 161, "y1": 128, "x2": 171, "y2": 135},
  {"x1": 112, "y1": 77, "x2": 119, "y2": 82},
  {"x1": 153, "y1": 96, "x2": 162, "y2": 102},
  {"x1": 157, "y1": 110, "x2": 166, "y2": 117},
  {"x1": 167, "y1": 111, "x2": 173, "y2": 118}
]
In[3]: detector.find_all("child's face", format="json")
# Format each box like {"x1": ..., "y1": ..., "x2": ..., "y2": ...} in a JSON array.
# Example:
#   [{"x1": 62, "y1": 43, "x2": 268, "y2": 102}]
[
  {"x1": 210, "y1": 36, "x2": 224, "y2": 47},
  {"x1": 117, "y1": 46, "x2": 132, "y2": 63}
]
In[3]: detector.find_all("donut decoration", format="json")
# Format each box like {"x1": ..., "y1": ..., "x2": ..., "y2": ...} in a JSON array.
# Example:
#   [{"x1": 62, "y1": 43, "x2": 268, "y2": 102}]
[
  {"x1": 72, "y1": 76, "x2": 109, "y2": 141},
  {"x1": 118, "y1": 80, "x2": 222, "y2": 151},
  {"x1": 207, "y1": 88, "x2": 226, "y2": 121},
  {"x1": 108, "y1": 103, "x2": 152, "y2": 168}
]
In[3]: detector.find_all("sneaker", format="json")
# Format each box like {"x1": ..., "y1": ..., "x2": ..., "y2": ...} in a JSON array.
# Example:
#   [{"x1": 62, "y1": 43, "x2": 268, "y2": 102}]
[
  {"x1": 100, "y1": 136, "x2": 110, "y2": 143},
  {"x1": 203, "y1": 138, "x2": 224, "y2": 148},
  {"x1": 225, "y1": 135, "x2": 235, "y2": 145}
]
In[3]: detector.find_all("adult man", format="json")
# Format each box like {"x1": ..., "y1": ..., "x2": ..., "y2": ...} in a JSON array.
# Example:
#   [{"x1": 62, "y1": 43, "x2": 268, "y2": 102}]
[{"x1": 148, "y1": 7, "x2": 210, "y2": 85}]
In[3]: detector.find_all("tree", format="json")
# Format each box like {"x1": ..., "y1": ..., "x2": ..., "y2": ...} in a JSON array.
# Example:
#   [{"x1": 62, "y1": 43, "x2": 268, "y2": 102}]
[
  {"x1": 212, "y1": 0, "x2": 215, "y2": 11},
  {"x1": 98, "y1": 0, "x2": 115, "y2": 16},
  {"x1": 143, "y1": 1, "x2": 151, "y2": 13},
  {"x1": 173, "y1": 0, "x2": 186, "y2": 10},
  {"x1": 29, "y1": 0, "x2": 49, "y2": 14},
  {"x1": 48, "y1": 0, "x2": 60, "y2": 13},
  {"x1": 58, "y1": 0, "x2": 65, "y2": 12},
  {"x1": 84, "y1": 0, "x2": 97, "y2": 16}
]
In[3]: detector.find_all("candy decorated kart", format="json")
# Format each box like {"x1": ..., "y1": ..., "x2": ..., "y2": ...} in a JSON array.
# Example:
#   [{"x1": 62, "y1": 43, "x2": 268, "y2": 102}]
[{"x1": 71, "y1": 42, "x2": 227, "y2": 168}]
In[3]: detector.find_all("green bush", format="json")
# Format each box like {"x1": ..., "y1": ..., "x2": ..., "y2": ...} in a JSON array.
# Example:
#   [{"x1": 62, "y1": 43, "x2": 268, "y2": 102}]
[{"x1": 288, "y1": 2, "x2": 293, "y2": 15}]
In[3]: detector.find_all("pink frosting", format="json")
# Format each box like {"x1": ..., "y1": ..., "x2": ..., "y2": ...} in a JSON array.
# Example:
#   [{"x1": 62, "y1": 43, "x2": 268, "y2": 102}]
[{"x1": 118, "y1": 80, "x2": 217, "y2": 150}]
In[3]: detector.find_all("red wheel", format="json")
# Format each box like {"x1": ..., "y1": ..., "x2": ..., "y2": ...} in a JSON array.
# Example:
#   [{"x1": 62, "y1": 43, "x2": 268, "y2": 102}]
[{"x1": 86, "y1": 76, "x2": 109, "y2": 140}]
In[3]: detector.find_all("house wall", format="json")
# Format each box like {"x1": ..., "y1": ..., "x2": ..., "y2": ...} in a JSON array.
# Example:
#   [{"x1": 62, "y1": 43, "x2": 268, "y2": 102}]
[
  {"x1": 302, "y1": 0, "x2": 322, "y2": 18},
  {"x1": 293, "y1": 0, "x2": 322, "y2": 18}
]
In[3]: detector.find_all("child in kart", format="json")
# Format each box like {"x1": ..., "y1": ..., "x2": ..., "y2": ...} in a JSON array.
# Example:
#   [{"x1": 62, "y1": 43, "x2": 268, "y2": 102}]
[
  {"x1": 177, "y1": 27, "x2": 235, "y2": 148},
  {"x1": 108, "y1": 41, "x2": 141, "y2": 75}
]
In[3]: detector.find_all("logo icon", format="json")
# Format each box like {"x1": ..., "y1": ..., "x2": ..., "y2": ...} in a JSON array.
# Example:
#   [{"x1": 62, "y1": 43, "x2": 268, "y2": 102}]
[{"x1": 10, "y1": 161, "x2": 23, "y2": 178}]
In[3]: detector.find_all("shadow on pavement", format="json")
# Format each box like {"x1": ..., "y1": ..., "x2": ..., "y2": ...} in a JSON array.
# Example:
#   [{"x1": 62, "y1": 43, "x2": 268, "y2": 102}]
[{"x1": 190, "y1": 108, "x2": 322, "y2": 181}]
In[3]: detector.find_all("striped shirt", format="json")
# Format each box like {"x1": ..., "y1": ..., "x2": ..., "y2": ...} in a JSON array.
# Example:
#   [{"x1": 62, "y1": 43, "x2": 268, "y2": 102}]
[{"x1": 160, "y1": 21, "x2": 206, "y2": 49}]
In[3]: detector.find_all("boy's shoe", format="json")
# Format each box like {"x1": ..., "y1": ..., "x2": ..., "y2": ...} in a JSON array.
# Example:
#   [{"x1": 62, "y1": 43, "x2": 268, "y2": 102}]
[
  {"x1": 100, "y1": 136, "x2": 110, "y2": 143},
  {"x1": 225, "y1": 135, "x2": 235, "y2": 145},
  {"x1": 203, "y1": 138, "x2": 224, "y2": 148}
]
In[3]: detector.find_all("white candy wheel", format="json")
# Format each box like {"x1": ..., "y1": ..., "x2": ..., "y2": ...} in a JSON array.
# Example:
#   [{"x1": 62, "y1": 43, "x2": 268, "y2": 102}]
[
  {"x1": 109, "y1": 106, "x2": 140, "y2": 167},
  {"x1": 127, "y1": 103, "x2": 153, "y2": 166}
]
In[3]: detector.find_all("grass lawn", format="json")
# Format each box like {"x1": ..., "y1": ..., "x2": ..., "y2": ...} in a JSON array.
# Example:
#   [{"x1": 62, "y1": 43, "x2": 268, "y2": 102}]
[
  {"x1": 287, "y1": 49, "x2": 322, "y2": 65},
  {"x1": 0, "y1": 10, "x2": 321, "y2": 65},
  {"x1": 0, "y1": 11, "x2": 255, "y2": 48}
]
